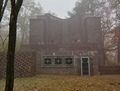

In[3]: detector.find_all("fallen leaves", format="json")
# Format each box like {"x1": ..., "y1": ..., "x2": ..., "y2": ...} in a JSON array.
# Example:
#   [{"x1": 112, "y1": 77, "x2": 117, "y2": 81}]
[{"x1": 0, "y1": 75, "x2": 120, "y2": 91}]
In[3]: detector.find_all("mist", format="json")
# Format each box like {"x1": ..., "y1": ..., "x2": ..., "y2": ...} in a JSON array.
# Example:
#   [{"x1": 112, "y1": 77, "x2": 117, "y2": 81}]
[{"x1": 35, "y1": 0, "x2": 78, "y2": 18}]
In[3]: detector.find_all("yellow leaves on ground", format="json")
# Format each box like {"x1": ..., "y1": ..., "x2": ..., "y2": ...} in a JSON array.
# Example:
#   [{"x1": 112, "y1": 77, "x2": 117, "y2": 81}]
[{"x1": 0, "y1": 75, "x2": 120, "y2": 91}]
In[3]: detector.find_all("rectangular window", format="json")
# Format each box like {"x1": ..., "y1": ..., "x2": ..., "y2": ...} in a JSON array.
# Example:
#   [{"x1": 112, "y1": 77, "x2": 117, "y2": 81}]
[
  {"x1": 42, "y1": 56, "x2": 74, "y2": 67},
  {"x1": 55, "y1": 58, "x2": 62, "y2": 65},
  {"x1": 44, "y1": 58, "x2": 52, "y2": 65},
  {"x1": 65, "y1": 58, "x2": 73, "y2": 65}
]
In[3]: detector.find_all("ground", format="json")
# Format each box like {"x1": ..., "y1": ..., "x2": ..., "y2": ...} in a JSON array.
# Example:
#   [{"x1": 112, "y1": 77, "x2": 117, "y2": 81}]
[{"x1": 0, "y1": 75, "x2": 120, "y2": 91}]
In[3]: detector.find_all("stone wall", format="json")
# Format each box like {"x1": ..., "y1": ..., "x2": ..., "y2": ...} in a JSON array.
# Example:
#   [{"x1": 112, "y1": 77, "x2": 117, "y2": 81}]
[{"x1": 0, "y1": 51, "x2": 36, "y2": 78}]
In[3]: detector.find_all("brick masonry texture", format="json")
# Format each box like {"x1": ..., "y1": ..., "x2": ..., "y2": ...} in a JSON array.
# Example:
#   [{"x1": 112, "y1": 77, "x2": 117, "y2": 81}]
[
  {"x1": 29, "y1": 14, "x2": 105, "y2": 65},
  {"x1": 0, "y1": 51, "x2": 36, "y2": 78}
]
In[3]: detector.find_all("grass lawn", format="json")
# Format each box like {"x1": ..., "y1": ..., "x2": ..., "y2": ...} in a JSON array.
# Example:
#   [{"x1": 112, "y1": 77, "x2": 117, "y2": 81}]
[{"x1": 0, "y1": 75, "x2": 120, "y2": 91}]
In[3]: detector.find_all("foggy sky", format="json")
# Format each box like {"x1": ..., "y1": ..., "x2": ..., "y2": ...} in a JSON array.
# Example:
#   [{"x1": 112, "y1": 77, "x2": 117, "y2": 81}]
[{"x1": 35, "y1": 0, "x2": 78, "y2": 18}]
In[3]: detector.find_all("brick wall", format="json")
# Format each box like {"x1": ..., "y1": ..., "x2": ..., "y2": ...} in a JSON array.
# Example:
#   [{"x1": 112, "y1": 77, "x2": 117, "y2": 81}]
[
  {"x1": 36, "y1": 55, "x2": 99, "y2": 76},
  {"x1": 99, "y1": 66, "x2": 120, "y2": 75},
  {"x1": 29, "y1": 14, "x2": 105, "y2": 65},
  {"x1": 85, "y1": 17, "x2": 105, "y2": 65},
  {"x1": 30, "y1": 14, "x2": 103, "y2": 45},
  {"x1": 37, "y1": 56, "x2": 78, "y2": 75},
  {"x1": 0, "y1": 51, "x2": 36, "y2": 78}
]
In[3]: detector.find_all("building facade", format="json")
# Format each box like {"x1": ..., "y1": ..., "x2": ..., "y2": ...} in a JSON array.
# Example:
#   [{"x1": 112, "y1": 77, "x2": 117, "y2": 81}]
[{"x1": 23, "y1": 14, "x2": 105, "y2": 75}]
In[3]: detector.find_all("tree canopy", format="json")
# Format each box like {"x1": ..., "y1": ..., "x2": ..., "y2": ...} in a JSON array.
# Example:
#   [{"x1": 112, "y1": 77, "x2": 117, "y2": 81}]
[{"x1": 68, "y1": 0, "x2": 105, "y2": 17}]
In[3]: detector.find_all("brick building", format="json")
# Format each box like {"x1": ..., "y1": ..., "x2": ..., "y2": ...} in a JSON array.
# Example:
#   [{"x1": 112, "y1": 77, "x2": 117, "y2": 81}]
[
  {"x1": 25, "y1": 14, "x2": 105, "y2": 75},
  {"x1": 1, "y1": 14, "x2": 120, "y2": 78}
]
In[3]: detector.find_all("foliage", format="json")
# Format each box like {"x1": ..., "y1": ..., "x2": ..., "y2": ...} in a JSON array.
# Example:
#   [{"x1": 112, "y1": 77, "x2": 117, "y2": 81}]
[
  {"x1": 68, "y1": 0, "x2": 105, "y2": 17},
  {"x1": 0, "y1": 0, "x2": 44, "y2": 51},
  {"x1": 114, "y1": 25, "x2": 120, "y2": 39},
  {"x1": 99, "y1": 1, "x2": 117, "y2": 63},
  {"x1": 113, "y1": 25, "x2": 120, "y2": 63},
  {"x1": 17, "y1": 0, "x2": 44, "y2": 45},
  {"x1": 109, "y1": 0, "x2": 120, "y2": 62},
  {"x1": 1, "y1": 0, "x2": 44, "y2": 46},
  {"x1": 110, "y1": 0, "x2": 120, "y2": 20}
]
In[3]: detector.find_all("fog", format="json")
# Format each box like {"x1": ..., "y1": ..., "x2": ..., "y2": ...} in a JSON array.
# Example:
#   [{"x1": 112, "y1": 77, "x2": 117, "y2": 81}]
[{"x1": 35, "y1": 0, "x2": 78, "y2": 18}]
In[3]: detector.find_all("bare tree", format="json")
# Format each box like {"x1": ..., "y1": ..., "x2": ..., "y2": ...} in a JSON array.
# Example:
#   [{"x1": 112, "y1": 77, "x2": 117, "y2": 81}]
[{"x1": 5, "y1": 0, "x2": 23, "y2": 91}]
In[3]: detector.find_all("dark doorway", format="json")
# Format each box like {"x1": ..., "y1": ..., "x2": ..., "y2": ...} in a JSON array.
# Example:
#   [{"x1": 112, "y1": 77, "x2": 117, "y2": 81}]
[{"x1": 81, "y1": 57, "x2": 90, "y2": 75}]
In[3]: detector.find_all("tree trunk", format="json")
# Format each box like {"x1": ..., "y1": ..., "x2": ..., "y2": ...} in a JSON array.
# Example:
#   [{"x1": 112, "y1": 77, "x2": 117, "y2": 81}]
[
  {"x1": 118, "y1": 38, "x2": 120, "y2": 63},
  {"x1": 5, "y1": 8, "x2": 17, "y2": 91},
  {"x1": 0, "y1": 0, "x2": 23, "y2": 91}
]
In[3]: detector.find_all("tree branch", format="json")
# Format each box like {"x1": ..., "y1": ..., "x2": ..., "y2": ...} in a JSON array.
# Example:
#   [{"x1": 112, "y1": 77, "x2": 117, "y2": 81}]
[
  {"x1": 0, "y1": 0, "x2": 4, "y2": 13},
  {"x1": 15, "y1": 0, "x2": 23, "y2": 14},
  {"x1": 0, "y1": 0, "x2": 8, "y2": 22}
]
